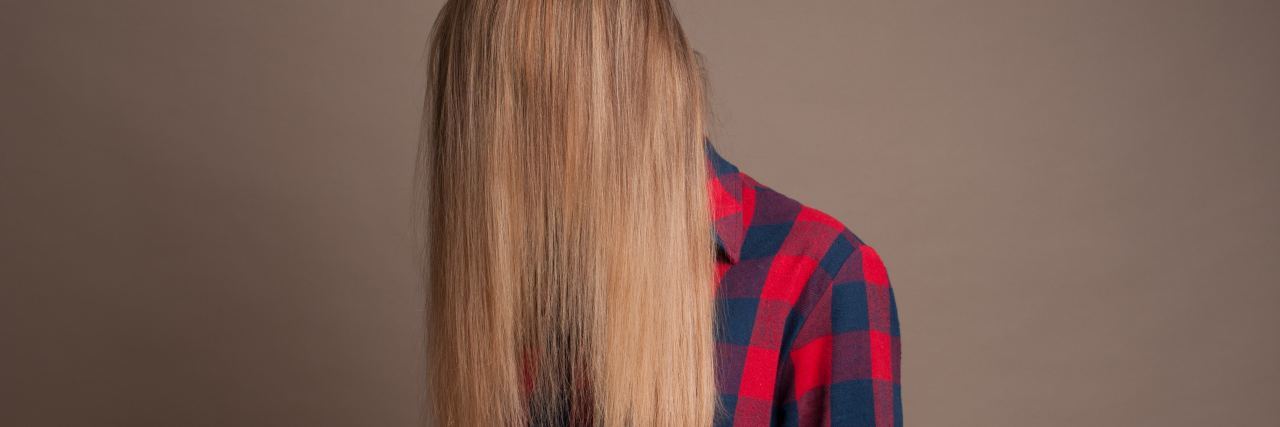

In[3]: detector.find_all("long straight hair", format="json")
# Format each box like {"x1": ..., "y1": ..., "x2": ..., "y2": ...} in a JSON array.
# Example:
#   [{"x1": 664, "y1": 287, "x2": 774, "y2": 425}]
[{"x1": 416, "y1": 0, "x2": 717, "y2": 425}]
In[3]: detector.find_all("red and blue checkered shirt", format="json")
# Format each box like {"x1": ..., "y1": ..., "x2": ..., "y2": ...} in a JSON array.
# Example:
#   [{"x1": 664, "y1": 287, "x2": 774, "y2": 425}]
[{"x1": 707, "y1": 141, "x2": 902, "y2": 427}]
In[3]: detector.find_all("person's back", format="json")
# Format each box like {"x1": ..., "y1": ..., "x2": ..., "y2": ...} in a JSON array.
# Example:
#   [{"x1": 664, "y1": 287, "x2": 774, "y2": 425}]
[
  {"x1": 705, "y1": 141, "x2": 901, "y2": 426},
  {"x1": 417, "y1": 1, "x2": 901, "y2": 425}
]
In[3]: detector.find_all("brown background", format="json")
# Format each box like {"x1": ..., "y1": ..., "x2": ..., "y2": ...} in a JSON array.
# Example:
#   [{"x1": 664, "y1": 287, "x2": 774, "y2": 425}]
[{"x1": 2, "y1": 1, "x2": 1277, "y2": 426}]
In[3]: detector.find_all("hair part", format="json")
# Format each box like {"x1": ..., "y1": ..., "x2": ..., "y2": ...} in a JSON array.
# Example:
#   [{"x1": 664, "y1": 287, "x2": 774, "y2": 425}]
[{"x1": 416, "y1": 0, "x2": 718, "y2": 424}]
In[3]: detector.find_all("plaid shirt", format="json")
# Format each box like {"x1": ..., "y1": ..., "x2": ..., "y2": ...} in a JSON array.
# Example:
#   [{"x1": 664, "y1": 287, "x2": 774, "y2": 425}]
[{"x1": 707, "y1": 141, "x2": 902, "y2": 427}]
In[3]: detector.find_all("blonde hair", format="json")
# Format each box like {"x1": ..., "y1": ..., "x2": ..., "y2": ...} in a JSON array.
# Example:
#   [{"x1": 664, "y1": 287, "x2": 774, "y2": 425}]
[{"x1": 416, "y1": 0, "x2": 717, "y2": 425}]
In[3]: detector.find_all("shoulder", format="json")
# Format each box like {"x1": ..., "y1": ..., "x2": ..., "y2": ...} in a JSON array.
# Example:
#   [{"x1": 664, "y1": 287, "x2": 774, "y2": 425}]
[
  {"x1": 736, "y1": 169, "x2": 887, "y2": 286},
  {"x1": 735, "y1": 167, "x2": 894, "y2": 326}
]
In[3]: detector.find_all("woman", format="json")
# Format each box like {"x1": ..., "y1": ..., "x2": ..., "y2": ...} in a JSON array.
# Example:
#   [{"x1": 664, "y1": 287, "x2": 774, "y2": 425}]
[{"x1": 417, "y1": 1, "x2": 901, "y2": 425}]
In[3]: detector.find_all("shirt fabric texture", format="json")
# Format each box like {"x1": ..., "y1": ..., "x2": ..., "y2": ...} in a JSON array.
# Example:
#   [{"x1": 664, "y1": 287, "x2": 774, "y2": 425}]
[{"x1": 706, "y1": 141, "x2": 902, "y2": 427}]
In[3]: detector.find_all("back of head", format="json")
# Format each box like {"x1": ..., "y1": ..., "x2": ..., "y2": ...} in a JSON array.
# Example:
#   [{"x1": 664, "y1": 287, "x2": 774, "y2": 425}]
[{"x1": 418, "y1": 0, "x2": 717, "y2": 425}]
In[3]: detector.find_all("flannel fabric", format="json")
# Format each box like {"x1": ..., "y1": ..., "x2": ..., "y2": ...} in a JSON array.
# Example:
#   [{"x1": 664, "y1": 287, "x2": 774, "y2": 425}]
[{"x1": 707, "y1": 140, "x2": 902, "y2": 427}]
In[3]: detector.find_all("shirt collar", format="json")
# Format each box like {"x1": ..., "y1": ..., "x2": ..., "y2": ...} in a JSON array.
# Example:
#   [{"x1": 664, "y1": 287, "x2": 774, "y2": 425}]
[{"x1": 705, "y1": 138, "x2": 746, "y2": 264}]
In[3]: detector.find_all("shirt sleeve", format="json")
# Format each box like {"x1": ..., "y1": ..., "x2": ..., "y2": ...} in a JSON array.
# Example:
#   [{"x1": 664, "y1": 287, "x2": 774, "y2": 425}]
[{"x1": 784, "y1": 241, "x2": 902, "y2": 426}]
